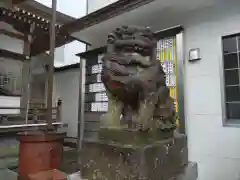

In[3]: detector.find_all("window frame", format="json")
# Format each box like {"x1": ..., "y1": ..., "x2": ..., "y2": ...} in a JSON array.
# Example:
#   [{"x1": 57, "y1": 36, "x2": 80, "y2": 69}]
[{"x1": 221, "y1": 33, "x2": 240, "y2": 127}]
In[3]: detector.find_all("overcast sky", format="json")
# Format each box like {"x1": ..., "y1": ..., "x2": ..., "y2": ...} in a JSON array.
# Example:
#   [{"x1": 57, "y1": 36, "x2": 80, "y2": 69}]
[
  {"x1": 35, "y1": 0, "x2": 87, "y2": 18},
  {"x1": 35, "y1": 0, "x2": 87, "y2": 66}
]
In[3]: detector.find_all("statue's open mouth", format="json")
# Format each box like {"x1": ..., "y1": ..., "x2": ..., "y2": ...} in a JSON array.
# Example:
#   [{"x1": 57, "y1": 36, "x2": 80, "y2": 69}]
[{"x1": 116, "y1": 40, "x2": 152, "y2": 55}]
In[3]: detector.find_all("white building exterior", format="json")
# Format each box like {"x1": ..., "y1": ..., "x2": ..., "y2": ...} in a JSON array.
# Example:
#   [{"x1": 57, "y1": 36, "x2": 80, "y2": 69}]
[
  {"x1": 182, "y1": 3, "x2": 240, "y2": 180},
  {"x1": 2, "y1": 0, "x2": 240, "y2": 179},
  {"x1": 54, "y1": 69, "x2": 80, "y2": 138},
  {"x1": 59, "y1": 0, "x2": 240, "y2": 179}
]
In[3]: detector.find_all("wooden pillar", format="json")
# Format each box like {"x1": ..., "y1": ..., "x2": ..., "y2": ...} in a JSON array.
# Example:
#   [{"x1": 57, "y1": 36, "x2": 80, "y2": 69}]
[
  {"x1": 76, "y1": 58, "x2": 86, "y2": 167},
  {"x1": 46, "y1": 0, "x2": 57, "y2": 130},
  {"x1": 20, "y1": 24, "x2": 34, "y2": 122}
]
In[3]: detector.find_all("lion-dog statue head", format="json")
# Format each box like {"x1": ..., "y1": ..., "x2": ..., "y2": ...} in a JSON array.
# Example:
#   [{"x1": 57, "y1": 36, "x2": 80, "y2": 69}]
[{"x1": 101, "y1": 26, "x2": 176, "y2": 132}]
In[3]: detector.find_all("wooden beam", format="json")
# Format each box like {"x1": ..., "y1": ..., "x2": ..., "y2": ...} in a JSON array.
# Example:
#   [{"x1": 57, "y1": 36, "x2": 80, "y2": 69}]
[
  {"x1": 0, "y1": 29, "x2": 24, "y2": 40},
  {"x1": 0, "y1": 49, "x2": 25, "y2": 60},
  {"x1": 11, "y1": 0, "x2": 27, "y2": 5},
  {"x1": 0, "y1": 7, "x2": 73, "y2": 55},
  {"x1": 30, "y1": 32, "x2": 72, "y2": 56},
  {"x1": 46, "y1": 0, "x2": 57, "y2": 130}
]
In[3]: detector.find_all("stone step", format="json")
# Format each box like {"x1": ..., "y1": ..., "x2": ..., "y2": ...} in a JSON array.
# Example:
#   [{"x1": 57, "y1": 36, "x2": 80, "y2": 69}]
[
  {"x1": 0, "y1": 169, "x2": 18, "y2": 180},
  {"x1": 0, "y1": 139, "x2": 19, "y2": 158},
  {"x1": 0, "y1": 157, "x2": 18, "y2": 169}
]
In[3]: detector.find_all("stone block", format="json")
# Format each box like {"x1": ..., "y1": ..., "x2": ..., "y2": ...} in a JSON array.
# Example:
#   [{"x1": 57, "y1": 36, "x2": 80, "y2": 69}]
[
  {"x1": 99, "y1": 127, "x2": 174, "y2": 145},
  {"x1": 174, "y1": 162, "x2": 198, "y2": 180},
  {"x1": 0, "y1": 169, "x2": 18, "y2": 180},
  {"x1": 80, "y1": 135, "x2": 188, "y2": 180}
]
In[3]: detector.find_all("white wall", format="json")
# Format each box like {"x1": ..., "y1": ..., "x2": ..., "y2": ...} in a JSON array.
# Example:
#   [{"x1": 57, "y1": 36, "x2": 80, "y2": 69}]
[
  {"x1": 64, "y1": 41, "x2": 86, "y2": 65},
  {"x1": 53, "y1": 42, "x2": 86, "y2": 68},
  {"x1": 144, "y1": 2, "x2": 240, "y2": 179},
  {"x1": 87, "y1": 0, "x2": 118, "y2": 14},
  {"x1": 54, "y1": 70, "x2": 80, "y2": 137},
  {"x1": 0, "y1": 22, "x2": 24, "y2": 54},
  {"x1": 81, "y1": 1, "x2": 240, "y2": 179},
  {"x1": 0, "y1": 57, "x2": 23, "y2": 77},
  {"x1": 180, "y1": 2, "x2": 240, "y2": 180},
  {"x1": 0, "y1": 35, "x2": 23, "y2": 54},
  {"x1": 54, "y1": 45, "x2": 65, "y2": 67},
  {"x1": 48, "y1": 1, "x2": 240, "y2": 179},
  {"x1": 0, "y1": 96, "x2": 20, "y2": 115}
]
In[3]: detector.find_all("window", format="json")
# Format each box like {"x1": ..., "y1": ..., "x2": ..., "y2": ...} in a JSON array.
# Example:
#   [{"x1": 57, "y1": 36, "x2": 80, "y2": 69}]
[{"x1": 222, "y1": 34, "x2": 240, "y2": 121}]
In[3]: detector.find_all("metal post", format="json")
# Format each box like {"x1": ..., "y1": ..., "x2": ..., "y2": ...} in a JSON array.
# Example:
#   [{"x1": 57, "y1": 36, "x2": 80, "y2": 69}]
[
  {"x1": 47, "y1": 0, "x2": 57, "y2": 130},
  {"x1": 76, "y1": 58, "x2": 86, "y2": 168},
  {"x1": 176, "y1": 32, "x2": 185, "y2": 134},
  {"x1": 20, "y1": 34, "x2": 30, "y2": 122}
]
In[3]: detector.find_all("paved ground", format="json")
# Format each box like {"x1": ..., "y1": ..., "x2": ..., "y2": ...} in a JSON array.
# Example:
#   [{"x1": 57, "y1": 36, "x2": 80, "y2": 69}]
[
  {"x1": 0, "y1": 138, "x2": 18, "y2": 170},
  {"x1": 0, "y1": 169, "x2": 18, "y2": 180}
]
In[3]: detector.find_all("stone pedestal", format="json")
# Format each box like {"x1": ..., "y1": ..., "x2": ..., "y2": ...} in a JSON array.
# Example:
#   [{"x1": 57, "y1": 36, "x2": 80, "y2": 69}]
[{"x1": 80, "y1": 128, "x2": 190, "y2": 180}]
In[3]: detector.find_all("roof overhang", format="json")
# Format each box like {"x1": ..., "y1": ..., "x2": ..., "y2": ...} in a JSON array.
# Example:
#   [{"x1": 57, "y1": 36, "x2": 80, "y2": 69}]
[
  {"x1": 62, "y1": 0, "x2": 156, "y2": 34},
  {"x1": 11, "y1": 0, "x2": 27, "y2": 5},
  {"x1": 64, "y1": 0, "x2": 222, "y2": 48},
  {"x1": 0, "y1": 1, "x2": 79, "y2": 56},
  {"x1": 1, "y1": 0, "x2": 75, "y2": 24},
  {"x1": 16, "y1": 0, "x2": 75, "y2": 24}
]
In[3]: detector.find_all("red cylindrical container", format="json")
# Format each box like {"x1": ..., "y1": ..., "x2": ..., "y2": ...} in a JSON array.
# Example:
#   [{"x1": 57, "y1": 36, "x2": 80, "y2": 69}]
[{"x1": 18, "y1": 131, "x2": 66, "y2": 179}]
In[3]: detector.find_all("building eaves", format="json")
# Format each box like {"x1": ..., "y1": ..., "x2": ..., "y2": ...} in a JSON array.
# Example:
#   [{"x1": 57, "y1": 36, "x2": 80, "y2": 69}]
[
  {"x1": 0, "y1": 6, "x2": 73, "y2": 56},
  {"x1": 61, "y1": 0, "x2": 156, "y2": 34},
  {"x1": 1, "y1": 0, "x2": 75, "y2": 24},
  {"x1": 18, "y1": 0, "x2": 75, "y2": 24}
]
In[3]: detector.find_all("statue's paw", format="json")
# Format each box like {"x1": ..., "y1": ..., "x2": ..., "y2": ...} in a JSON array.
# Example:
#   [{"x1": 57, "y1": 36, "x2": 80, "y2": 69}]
[
  {"x1": 100, "y1": 113, "x2": 121, "y2": 128},
  {"x1": 100, "y1": 113, "x2": 113, "y2": 123},
  {"x1": 135, "y1": 123, "x2": 150, "y2": 132},
  {"x1": 158, "y1": 121, "x2": 176, "y2": 132}
]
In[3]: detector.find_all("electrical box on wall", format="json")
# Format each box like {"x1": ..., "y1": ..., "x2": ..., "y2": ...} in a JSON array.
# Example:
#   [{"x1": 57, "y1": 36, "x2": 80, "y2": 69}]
[{"x1": 189, "y1": 48, "x2": 201, "y2": 61}]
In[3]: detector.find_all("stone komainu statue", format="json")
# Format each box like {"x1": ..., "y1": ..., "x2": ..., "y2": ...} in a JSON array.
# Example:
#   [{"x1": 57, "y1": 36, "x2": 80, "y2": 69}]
[{"x1": 101, "y1": 26, "x2": 176, "y2": 132}]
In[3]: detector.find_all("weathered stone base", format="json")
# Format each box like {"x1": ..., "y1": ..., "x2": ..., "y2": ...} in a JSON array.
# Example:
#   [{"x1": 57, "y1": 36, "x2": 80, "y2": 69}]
[
  {"x1": 80, "y1": 135, "x2": 188, "y2": 180},
  {"x1": 173, "y1": 162, "x2": 198, "y2": 180},
  {"x1": 99, "y1": 127, "x2": 174, "y2": 145}
]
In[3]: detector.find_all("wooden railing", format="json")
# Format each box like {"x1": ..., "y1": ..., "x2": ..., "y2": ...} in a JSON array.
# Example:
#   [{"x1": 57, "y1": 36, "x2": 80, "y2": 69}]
[
  {"x1": 0, "y1": 74, "x2": 22, "y2": 96},
  {"x1": 0, "y1": 99, "x2": 62, "y2": 125},
  {"x1": 29, "y1": 99, "x2": 46, "y2": 109}
]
